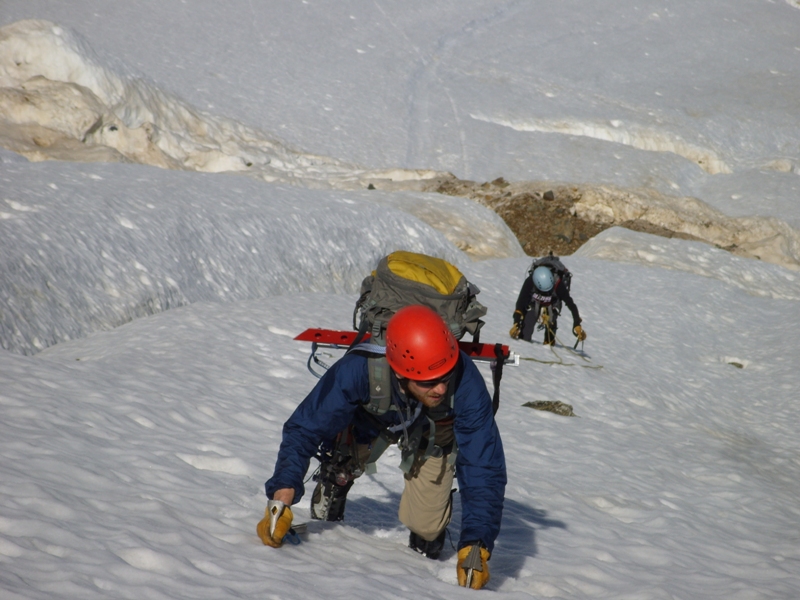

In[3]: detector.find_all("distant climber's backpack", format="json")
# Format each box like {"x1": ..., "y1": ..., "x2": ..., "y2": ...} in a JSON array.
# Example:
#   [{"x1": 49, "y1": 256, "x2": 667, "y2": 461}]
[
  {"x1": 528, "y1": 252, "x2": 572, "y2": 293},
  {"x1": 350, "y1": 251, "x2": 488, "y2": 417}
]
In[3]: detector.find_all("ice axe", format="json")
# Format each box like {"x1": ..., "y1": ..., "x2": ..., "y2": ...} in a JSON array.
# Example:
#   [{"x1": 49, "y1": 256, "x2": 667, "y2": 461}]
[
  {"x1": 267, "y1": 499, "x2": 305, "y2": 544},
  {"x1": 267, "y1": 499, "x2": 286, "y2": 538},
  {"x1": 462, "y1": 544, "x2": 484, "y2": 588}
]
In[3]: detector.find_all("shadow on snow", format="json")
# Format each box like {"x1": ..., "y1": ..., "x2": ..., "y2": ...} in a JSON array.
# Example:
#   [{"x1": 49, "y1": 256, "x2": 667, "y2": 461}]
[{"x1": 300, "y1": 483, "x2": 567, "y2": 584}]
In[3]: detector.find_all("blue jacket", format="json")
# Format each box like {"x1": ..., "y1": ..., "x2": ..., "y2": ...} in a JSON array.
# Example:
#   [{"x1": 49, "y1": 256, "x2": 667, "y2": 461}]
[{"x1": 265, "y1": 350, "x2": 507, "y2": 552}]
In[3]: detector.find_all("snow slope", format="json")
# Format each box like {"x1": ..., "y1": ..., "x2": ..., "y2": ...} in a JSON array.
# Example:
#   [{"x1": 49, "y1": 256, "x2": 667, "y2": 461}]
[
  {"x1": 2, "y1": 245, "x2": 799, "y2": 598},
  {"x1": 1, "y1": 1, "x2": 800, "y2": 598}
]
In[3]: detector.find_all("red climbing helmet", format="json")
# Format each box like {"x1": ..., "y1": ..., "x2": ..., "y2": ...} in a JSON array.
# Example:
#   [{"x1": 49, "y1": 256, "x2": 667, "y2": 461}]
[{"x1": 385, "y1": 305, "x2": 459, "y2": 380}]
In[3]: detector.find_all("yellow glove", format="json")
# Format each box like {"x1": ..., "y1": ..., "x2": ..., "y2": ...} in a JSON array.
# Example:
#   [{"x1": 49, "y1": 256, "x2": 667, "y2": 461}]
[
  {"x1": 509, "y1": 323, "x2": 520, "y2": 339},
  {"x1": 257, "y1": 501, "x2": 294, "y2": 548},
  {"x1": 573, "y1": 325, "x2": 587, "y2": 341},
  {"x1": 540, "y1": 310, "x2": 550, "y2": 326},
  {"x1": 457, "y1": 544, "x2": 491, "y2": 590}
]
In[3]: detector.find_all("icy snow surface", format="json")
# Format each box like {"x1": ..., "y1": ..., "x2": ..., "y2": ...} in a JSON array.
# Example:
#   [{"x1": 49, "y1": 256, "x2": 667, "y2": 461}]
[{"x1": 1, "y1": 1, "x2": 800, "y2": 599}]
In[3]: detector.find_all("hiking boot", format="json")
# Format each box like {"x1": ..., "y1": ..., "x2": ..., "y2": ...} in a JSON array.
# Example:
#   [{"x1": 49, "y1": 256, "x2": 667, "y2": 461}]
[
  {"x1": 409, "y1": 530, "x2": 446, "y2": 560},
  {"x1": 310, "y1": 476, "x2": 353, "y2": 521}
]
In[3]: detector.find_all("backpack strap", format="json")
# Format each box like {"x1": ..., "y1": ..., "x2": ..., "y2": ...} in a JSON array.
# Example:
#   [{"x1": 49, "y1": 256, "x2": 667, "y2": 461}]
[
  {"x1": 347, "y1": 342, "x2": 393, "y2": 416},
  {"x1": 491, "y1": 344, "x2": 504, "y2": 415},
  {"x1": 367, "y1": 355, "x2": 393, "y2": 416},
  {"x1": 348, "y1": 315, "x2": 370, "y2": 349}
]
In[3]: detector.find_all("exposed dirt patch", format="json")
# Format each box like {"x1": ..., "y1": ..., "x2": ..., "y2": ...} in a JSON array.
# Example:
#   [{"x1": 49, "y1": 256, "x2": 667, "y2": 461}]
[
  {"x1": 522, "y1": 400, "x2": 576, "y2": 417},
  {"x1": 430, "y1": 176, "x2": 705, "y2": 257}
]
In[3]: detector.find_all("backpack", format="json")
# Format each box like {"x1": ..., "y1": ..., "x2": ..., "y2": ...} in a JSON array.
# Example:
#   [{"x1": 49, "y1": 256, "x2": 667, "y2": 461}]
[
  {"x1": 353, "y1": 251, "x2": 487, "y2": 345},
  {"x1": 350, "y1": 251, "x2": 488, "y2": 417}
]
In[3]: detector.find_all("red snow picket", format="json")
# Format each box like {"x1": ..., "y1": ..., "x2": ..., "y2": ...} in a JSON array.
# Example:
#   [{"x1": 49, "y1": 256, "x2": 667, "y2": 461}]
[{"x1": 294, "y1": 328, "x2": 517, "y2": 364}]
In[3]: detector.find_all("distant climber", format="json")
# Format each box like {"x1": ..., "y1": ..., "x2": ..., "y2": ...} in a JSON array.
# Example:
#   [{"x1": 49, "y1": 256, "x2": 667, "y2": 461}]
[{"x1": 509, "y1": 254, "x2": 586, "y2": 346}]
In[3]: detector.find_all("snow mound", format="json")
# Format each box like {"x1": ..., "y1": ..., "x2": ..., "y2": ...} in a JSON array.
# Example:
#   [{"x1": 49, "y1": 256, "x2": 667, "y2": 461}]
[
  {"x1": 573, "y1": 186, "x2": 800, "y2": 271},
  {"x1": 0, "y1": 160, "x2": 473, "y2": 356},
  {"x1": 575, "y1": 227, "x2": 800, "y2": 301}
]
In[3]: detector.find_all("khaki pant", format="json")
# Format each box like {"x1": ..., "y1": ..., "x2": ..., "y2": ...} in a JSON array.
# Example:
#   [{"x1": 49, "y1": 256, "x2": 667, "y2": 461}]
[
  {"x1": 398, "y1": 451, "x2": 455, "y2": 541},
  {"x1": 346, "y1": 423, "x2": 455, "y2": 542},
  {"x1": 352, "y1": 422, "x2": 455, "y2": 542}
]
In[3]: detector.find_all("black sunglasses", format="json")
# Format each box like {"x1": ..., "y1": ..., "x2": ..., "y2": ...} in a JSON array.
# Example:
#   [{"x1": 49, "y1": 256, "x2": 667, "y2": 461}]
[{"x1": 414, "y1": 369, "x2": 455, "y2": 389}]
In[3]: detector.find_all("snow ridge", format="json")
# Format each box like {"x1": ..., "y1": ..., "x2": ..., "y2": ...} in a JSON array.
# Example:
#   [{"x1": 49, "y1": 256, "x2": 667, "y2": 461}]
[
  {"x1": 0, "y1": 20, "x2": 446, "y2": 188},
  {"x1": 471, "y1": 113, "x2": 731, "y2": 175}
]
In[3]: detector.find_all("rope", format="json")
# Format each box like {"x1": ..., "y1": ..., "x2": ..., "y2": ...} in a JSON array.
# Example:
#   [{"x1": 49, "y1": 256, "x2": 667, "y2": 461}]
[
  {"x1": 519, "y1": 308, "x2": 603, "y2": 369},
  {"x1": 518, "y1": 346, "x2": 602, "y2": 369}
]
